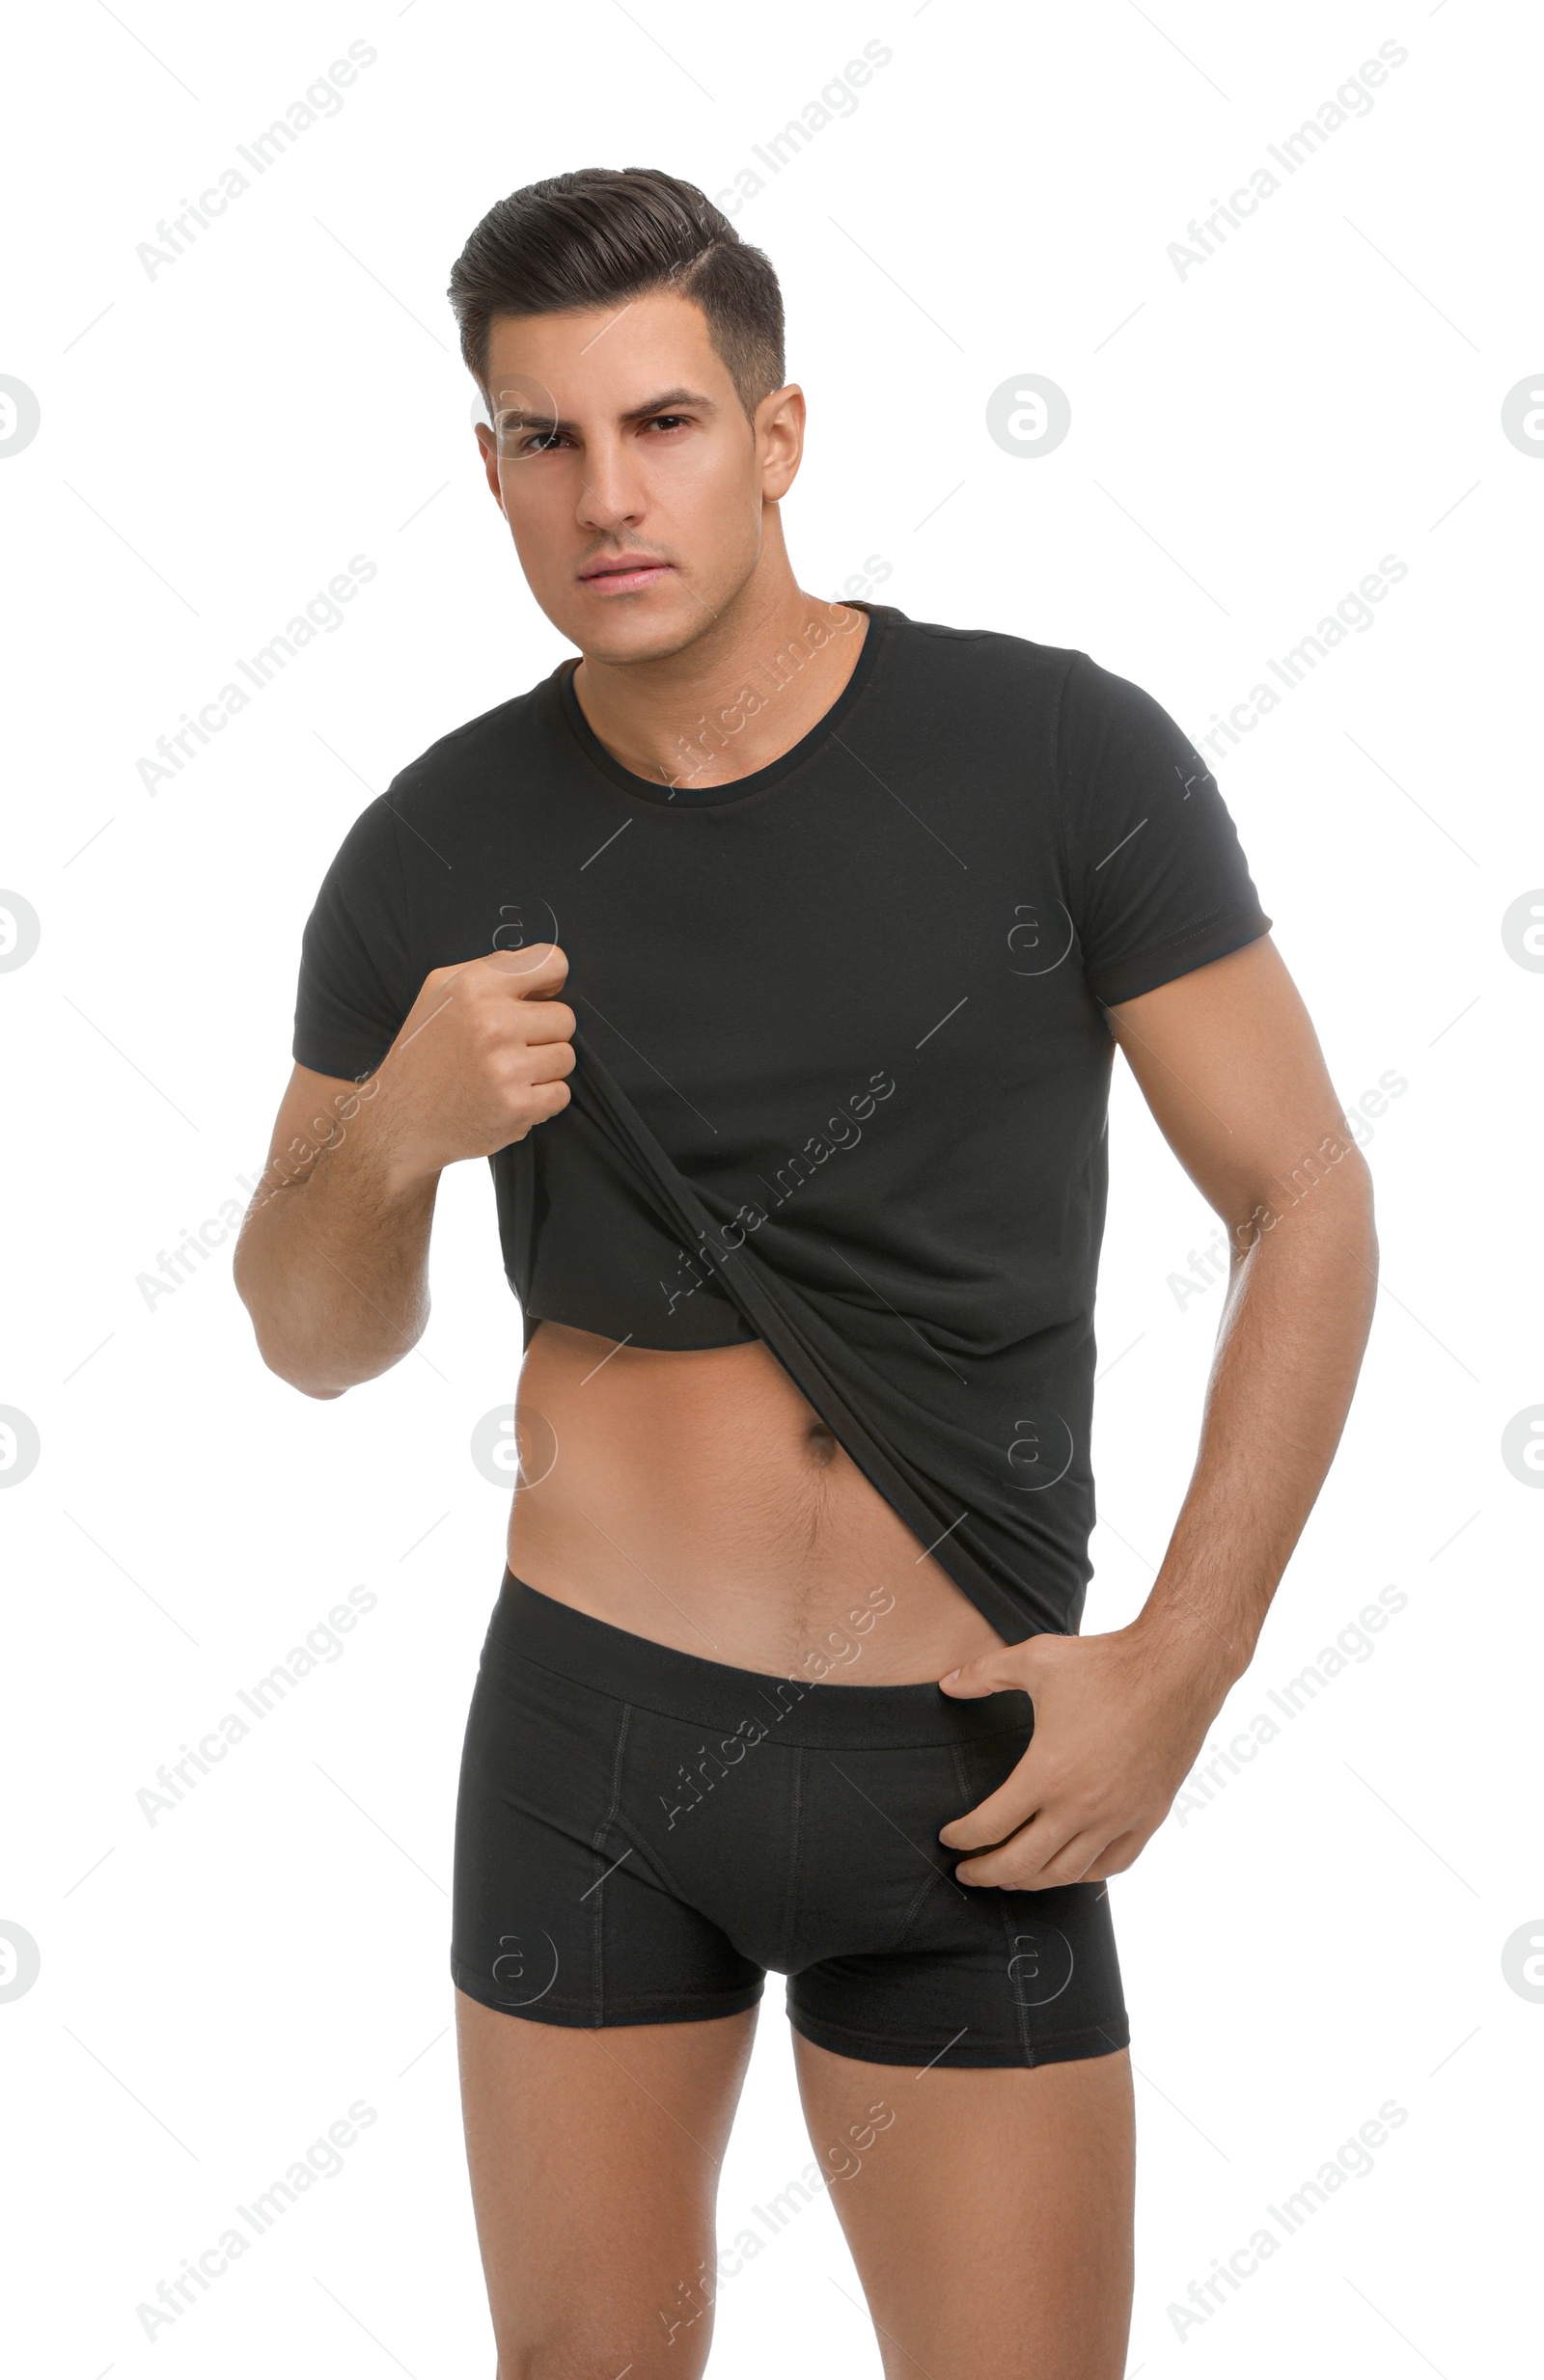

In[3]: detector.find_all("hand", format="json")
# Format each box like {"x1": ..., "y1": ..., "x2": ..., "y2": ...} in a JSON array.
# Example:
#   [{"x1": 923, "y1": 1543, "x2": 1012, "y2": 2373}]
[
  {"x1": 373, "y1": 943, "x2": 577, "y2": 1187},
  {"x1": 936, "y1": 1623, "x2": 1228, "y2": 1889}
]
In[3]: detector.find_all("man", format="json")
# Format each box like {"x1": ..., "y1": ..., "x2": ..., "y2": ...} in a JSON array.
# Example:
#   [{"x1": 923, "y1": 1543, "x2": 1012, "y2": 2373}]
[{"x1": 234, "y1": 167, "x2": 1376, "y2": 2379}]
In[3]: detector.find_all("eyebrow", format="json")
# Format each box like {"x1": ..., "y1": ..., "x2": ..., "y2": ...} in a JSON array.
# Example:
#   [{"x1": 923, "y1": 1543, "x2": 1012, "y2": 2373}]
[{"x1": 493, "y1": 385, "x2": 720, "y2": 433}]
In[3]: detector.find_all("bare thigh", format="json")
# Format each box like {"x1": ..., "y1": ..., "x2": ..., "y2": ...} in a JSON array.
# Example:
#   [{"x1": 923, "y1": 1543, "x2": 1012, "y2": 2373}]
[
  {"x1": 455, "y1": 1988, "x2": 758, "y2": 2379},
  {"x1": 793, "y1": 2035, "x2": 1136, "y2": 2380}
]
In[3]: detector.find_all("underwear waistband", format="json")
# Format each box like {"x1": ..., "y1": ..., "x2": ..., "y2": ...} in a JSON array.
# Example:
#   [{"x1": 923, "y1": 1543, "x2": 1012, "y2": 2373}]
[{"x1": 482, "y1": 1569, "x2": 1035, "y2": 1750}]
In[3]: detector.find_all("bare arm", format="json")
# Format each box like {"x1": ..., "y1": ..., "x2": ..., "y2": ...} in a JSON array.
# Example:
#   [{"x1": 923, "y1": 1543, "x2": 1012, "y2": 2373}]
[
  {"x1": 1103, "y1": 933, "x2": 1377, "y2": 1682},
  {"x1": 232, "y1": 1060, "x2": 440, "y2": 1399},
  {"x1": 234, "y1": 943, "x2": 576, "y2": 1400},
  {"x1": 938, "y1": 933, "x2": 1378, "y2": 1886}
]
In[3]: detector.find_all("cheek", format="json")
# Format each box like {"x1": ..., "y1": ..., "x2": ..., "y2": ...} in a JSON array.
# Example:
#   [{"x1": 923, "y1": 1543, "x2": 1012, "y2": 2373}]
[
  {"x1": 651, "y1": 442, "x2": 764, "y2": 554},
  {"x1": 503, "y1": 489, "x2": 577, "y2": 590}
]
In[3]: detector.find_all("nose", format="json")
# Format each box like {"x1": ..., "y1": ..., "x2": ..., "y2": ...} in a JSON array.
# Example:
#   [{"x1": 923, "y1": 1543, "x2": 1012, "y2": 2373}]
[{"x1": 574, "y1": 433, "x2": 647, "y2": 538}]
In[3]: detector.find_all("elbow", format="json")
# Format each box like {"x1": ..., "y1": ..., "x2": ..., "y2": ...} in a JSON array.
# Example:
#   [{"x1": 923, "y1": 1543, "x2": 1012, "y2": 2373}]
[
  {"x1": 248, "y1": 1315, "x2": 350, "y2": 1400},
  {"x1": 234, "y1": 1273, "x2": 350, "y2": 1400}
]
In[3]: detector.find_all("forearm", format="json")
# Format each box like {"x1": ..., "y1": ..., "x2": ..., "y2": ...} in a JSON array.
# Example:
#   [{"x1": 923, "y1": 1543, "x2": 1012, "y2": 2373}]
[
  {"x1": 234, "y1": 1113, "x2": 438, "y2": 1398},
  {"x1": 1130, "y1": 1152, "x2": 1378, "y2": 1696}
]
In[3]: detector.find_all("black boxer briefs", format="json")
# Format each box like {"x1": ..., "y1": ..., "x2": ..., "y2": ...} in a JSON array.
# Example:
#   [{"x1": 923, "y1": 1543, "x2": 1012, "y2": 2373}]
[{"x1": 451, "y1": 1572, "x2": 1129, "y2": 2067}]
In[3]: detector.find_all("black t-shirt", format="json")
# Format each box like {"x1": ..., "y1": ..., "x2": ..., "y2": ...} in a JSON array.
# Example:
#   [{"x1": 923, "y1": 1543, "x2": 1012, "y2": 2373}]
[{"x1": 292, "y1": 602, "x2": 1271, "y2": 1642}]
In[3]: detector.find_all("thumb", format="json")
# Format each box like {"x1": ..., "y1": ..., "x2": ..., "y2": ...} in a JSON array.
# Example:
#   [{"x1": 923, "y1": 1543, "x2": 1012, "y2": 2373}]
[{"x1": 938, "y1": 1645, "x2": 1031, "y2": 1697}]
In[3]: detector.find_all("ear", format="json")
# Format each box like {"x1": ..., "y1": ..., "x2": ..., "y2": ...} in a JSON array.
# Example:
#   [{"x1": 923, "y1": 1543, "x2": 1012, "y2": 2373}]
[
  {"x1": 757, "y1": 382, "x2": 806, "y2": 504},
  {"x1": 473, "y1": 420, "x2": 505, "y2": 514}
]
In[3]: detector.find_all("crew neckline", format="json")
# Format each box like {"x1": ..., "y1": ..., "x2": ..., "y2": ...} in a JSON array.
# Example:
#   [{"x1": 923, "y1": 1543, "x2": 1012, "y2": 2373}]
[{"x1": 554, "y1": 600, "x2": 893, "y2": 808}]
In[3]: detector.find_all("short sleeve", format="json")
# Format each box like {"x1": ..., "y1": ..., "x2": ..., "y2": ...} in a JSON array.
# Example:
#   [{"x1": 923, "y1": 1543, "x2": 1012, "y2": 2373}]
[
  {"x1": 1056, "y1": 651, "x2": 1271, "y2": 1007},
  {"x1": 291, "y1": 793, "x2": 417, "y2": 1080}
]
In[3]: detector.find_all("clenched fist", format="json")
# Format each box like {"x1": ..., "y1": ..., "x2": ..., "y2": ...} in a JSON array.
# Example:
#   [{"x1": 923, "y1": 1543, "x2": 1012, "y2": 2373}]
[{"x1": 375, "y1": 942, "x2": 577, "y2": 1187}]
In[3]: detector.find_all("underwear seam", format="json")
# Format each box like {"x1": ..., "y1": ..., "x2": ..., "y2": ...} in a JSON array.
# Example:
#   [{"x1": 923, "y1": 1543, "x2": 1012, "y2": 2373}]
[
  {"x1": 781, "y1": 1745, "x2": 805, "y2": 1972},
  {"x1": 946, "y1": 1736, "x2": 1035, "y2": 2065},
  {"x1": 1002, "y1": 1901, "x2": 1035, "y2": 2063},
  {"x1": 892, "y1": 1862, "x2": 951, "y2": 1953},
  {"x1": 591, "y1": 1699, "x2": 634, "y2": 2026}
]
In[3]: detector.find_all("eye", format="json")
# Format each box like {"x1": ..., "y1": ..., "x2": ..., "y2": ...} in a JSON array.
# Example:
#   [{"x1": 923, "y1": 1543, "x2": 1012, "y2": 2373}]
[
  {"x1": 644, "y1": 413, "x2": 691, "y2": 433},
  {"x1": 498, "y1": 424, "x2": 567, "y2": 454}
]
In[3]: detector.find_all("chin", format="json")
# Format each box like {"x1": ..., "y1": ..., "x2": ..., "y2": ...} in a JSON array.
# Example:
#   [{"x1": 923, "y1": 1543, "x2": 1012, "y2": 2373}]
[{"x1": 567, "y1": 601, "x2": 710, "y2": 670}]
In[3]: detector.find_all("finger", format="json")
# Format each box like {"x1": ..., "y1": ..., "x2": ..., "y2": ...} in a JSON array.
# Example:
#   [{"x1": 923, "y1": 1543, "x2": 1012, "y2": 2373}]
[
  {"x1": 937, "y1": 1749, "x2": 1048, "y2": 1849},
  {"x1": 482, "y1": 943, "x2": 569, "y2": 991},
  {"x1": 958, "y1": 1821, "x2": 1108, "y2": 1893},
  {"x1": 1024, "y1": 1828, "x2": 1112, "y2": 1890},
  {"x1": 951, "y1": 1811, "x2": 1069, "y2": 1889},
  {"x1": 1084, "y1": 1829, "x2": 1144, "y2": 1881},
  {"x1": 520, "y1": 1000, "x2": 577, "y2": 1046},
  {"x1": 524, "y1": 1040, "x2": 577, "y2": 1084},
  {"x1": 937, "y1": 1643, "x2": 1037, "y2": 1699}
]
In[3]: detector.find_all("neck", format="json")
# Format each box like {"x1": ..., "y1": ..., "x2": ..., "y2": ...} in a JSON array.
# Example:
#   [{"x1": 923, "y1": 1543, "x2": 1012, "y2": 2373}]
[{"x1": 570, "y1": 518, "x2": 869, "y2": 789}]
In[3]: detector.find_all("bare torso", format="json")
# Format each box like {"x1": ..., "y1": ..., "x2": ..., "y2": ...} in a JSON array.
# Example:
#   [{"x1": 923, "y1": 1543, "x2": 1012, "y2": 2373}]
[{"x1": 505, "y1": 1320, "x2": 1008, "y2": 1682}]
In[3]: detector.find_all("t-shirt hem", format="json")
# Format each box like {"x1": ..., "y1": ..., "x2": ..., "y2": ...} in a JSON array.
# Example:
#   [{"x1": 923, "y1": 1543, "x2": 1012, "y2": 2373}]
[{"x1": 291, "y1": 1038, "x2": 387, "y2": 1082}]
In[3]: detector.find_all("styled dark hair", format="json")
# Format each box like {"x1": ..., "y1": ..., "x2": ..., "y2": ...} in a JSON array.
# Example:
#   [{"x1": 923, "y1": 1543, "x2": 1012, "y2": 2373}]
[{"x1": 448, "y1": 167, "x2": 786, "y2": 421}]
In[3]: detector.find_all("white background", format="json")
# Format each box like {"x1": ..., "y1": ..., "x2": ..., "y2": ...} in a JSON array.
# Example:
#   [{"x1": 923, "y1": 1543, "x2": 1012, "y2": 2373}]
[{"x1": 2, "y1": 1, "x2": 1540, "y2": 2372}]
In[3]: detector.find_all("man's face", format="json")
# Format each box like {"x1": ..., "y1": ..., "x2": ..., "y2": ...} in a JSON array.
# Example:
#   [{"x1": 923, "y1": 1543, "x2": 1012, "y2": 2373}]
[{"x1": 476, "y1": 287, "x2": 802, "y2": 666}]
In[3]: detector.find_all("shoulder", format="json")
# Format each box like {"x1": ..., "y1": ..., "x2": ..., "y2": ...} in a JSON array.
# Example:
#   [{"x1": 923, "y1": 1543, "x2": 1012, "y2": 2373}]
[
  {"x1": 1054, "y1": 647, "x2": 1195, "y2": 748},
  {"x1": 309, "y1": 674, "x2": 558, "y2": 908},
  {"x1": 875, "y1": 610, "x2": 1191, "y2": 761},
  {"x1": 878, "y1": 604, "x2": 1082, "y2": 691},
  {"x1": 382, "y1": 675, "x2": 554, "y2": 823},
  {"x1": 875, "y1": 609, "x2": 1180, "y2": 737}
]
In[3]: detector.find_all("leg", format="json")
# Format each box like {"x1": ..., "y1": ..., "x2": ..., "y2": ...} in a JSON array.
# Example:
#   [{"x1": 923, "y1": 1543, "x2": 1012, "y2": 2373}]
[
  {"x1": 455, "y1": 1990, "x2": 758, "y2": 2379},
  {"x1": 791, "y1": 2033, "x2": 1135, "y2": 2380}
]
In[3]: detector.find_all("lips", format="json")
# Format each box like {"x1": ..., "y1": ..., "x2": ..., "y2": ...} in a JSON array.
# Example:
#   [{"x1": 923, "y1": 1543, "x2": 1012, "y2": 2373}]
[{"x1": 579, "y1": 557, "x2": 675, "y2": 594}]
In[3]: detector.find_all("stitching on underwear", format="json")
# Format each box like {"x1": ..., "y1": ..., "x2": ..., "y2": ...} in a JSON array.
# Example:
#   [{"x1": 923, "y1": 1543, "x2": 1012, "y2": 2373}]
[
  {"x1": 781, "y1": 1745, "x2": 804, "y2": 1971},
  {"x1": 999, "y1": 1898, "x2": 1039, "y2": 2064},
  {"x1": 591, "y1": 1700, "x2": 633, "y2": 2027}
]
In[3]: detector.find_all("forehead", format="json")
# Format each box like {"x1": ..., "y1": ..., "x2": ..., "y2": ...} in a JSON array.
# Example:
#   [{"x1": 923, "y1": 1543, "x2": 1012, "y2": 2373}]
[{"x1": 482, "y1": 287, "x2": 729, "y2": 411}]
